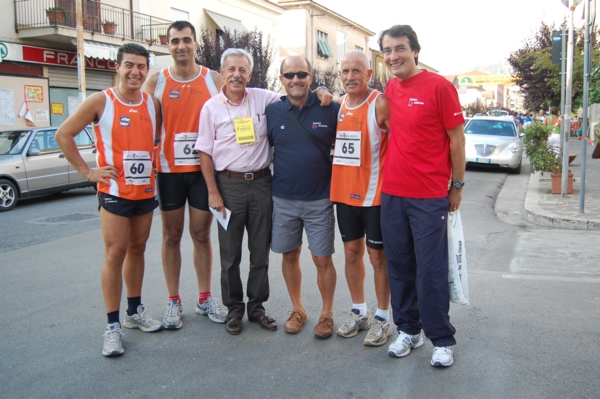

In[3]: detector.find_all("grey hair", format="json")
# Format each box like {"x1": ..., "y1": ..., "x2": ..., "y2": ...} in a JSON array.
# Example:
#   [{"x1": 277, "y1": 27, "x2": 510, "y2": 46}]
[{"x1": 220, "y1": 48, "x2": 254, "y2": 70}]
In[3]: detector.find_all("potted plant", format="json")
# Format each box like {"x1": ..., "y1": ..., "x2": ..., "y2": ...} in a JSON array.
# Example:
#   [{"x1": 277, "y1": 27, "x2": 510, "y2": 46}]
[
  {"x1": 102, "y1": 21, "x2": 117, "y2": 35},
  {"x1": 83, "y1": 17, "x2": 96, "y2": 31},
  {"x1": 46, "y1": 7, "x2": 69, "y2": 25},
  {"x1": 523, "y1": 123, "x2": 573, "y2": 194},
  {"x1": 158, "y1": 34, "x2": 168, "y2": 45}
]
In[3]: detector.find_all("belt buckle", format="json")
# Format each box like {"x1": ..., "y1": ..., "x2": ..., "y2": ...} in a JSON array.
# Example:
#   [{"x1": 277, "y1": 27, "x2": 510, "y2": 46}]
[{"x1": 244, "y1": 172, "x2": 254, "y2": 180}]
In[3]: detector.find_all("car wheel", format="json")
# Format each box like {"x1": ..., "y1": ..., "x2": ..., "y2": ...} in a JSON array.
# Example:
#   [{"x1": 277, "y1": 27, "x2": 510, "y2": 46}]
[
  {"x1": 510, "y1": 162, "x2": 522, "y2": 174},
  {"x1": 0, "y1": 179, "x2": 18, "y2": 212}
]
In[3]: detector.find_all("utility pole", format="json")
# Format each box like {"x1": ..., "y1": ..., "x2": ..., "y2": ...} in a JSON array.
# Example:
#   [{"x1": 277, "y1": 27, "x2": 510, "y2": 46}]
[
  {"x1": 561, "y1": 0, "x2": 581, "y2": 197},
  {"x1": 76, "y1": 0, "x2": 86, "y2": 104},
  {"x1": 580, "y1": 0, "x2": 595, "y2": 212}
]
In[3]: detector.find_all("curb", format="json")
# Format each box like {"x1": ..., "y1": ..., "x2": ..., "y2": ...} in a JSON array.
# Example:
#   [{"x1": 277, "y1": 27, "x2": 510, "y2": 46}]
[{"x1": 523, "y1": 172, "x2": 600, "y2": 230}]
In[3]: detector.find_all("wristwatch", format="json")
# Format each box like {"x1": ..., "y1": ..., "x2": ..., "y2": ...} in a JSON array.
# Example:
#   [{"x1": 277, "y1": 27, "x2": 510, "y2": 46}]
[{"x1": 452, "y1": 180, "x2": 465, "y2": 189}]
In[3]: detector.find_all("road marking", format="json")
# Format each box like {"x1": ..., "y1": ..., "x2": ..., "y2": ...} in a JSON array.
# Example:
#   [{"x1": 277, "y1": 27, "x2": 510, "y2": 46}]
[{"x1": 502, "y1": 273, "x2": 600, "y2": 284}]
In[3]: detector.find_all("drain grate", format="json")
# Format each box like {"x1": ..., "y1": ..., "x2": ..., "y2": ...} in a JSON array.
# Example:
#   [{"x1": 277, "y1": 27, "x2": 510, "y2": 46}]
[{"x1": 27, "y1": 213, "x2": 99, "y2": 225}]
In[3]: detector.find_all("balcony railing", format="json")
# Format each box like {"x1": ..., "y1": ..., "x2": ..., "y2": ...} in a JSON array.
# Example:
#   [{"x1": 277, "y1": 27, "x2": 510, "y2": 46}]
[{"x1": 14, "y1": 0, "x2": 172, "y2": 44}]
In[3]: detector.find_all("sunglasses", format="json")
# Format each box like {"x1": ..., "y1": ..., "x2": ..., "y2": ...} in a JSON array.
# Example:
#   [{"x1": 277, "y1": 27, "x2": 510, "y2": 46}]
[{"x1": 282, "y1": 71, "x2": 310, "y2": 79}]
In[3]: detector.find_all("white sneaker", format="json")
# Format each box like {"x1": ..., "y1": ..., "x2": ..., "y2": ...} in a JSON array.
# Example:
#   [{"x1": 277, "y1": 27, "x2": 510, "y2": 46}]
[
  {"x1": 363, "y1": 316, "x2": 392, "y2": 347},
  {"x1": 102, "y1": 322, "x2": 124, "y2": 357},
  {"x1": 195, "y1": 296, "x2": 227, "y2": 324},
  {"x1": 388, "y1": 330, "x2": 424, "y2": 358},
  {"x1": 337, "y1": 309, "x2": 371, "y2": 338},
  {"x1": 162, "y1": 299, "x2": 183, "y2": 330},
  {"x1": 122, "y1": 305, "x2": 162, "y2": 332},
  {"x1": 431, "y1": 346, "x2": 454, "y2": 367}
]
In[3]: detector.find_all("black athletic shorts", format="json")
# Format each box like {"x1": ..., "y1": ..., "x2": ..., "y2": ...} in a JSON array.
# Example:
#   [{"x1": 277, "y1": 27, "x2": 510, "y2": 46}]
[
  {"x1": 156, "y1": 172, "x2": 209, "y2": 212},
  {"x1": 98, "y1": 192, "x2": 158, "y2": 217},
  {"x1": 335, "y1": 203, "x2": 383, "y2": 249}
]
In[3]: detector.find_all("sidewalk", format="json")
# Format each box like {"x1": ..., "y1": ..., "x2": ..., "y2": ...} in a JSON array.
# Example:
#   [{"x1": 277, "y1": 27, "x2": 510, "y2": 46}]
[{"x1": 524, "y1": 141, "x2": 600, "y2": 229}]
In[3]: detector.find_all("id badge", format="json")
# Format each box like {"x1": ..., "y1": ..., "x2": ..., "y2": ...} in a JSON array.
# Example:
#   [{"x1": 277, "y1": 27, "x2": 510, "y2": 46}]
[
  {"x1": 333, "y1": 131, "x2": 361, "y2": 167},
  {"x1": 173, "y1": 132, "x2": 200, "y2": 166},
  {"x1": 234, "y1": 117, "x2": 256, "y2": 144},
  {"x1": 123, "y1": 151, "x2": 152, "y2": 185}
]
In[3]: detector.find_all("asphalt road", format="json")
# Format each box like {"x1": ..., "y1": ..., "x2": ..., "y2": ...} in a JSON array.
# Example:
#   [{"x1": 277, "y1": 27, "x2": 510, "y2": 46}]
[{"x1": 1, "y1": 166, "x2": 599, "y2": 398}]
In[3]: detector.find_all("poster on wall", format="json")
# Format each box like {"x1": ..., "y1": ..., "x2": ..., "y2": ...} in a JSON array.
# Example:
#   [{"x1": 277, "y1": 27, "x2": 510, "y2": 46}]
[
  {"x1": 51, "y1": 103, "x2": 64, "y2": 115},
  {"x1": 67, "y1": 96, "x2": 81, "y2": 116},
  {"x1": 0, "y1": 89, "x2": 16, "y2": 126},
  {"x1": 24, "y1": 85, "x2": 43, "y2": 103},
  {"x1": 36, "y1": 110, "x2": 49, "y2": 122}
]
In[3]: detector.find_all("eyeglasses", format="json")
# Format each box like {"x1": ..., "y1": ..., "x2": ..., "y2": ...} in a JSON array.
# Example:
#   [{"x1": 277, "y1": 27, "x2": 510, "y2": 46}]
[{"x1": 282, "y1": 71, "x2": 310, "y2": 80}]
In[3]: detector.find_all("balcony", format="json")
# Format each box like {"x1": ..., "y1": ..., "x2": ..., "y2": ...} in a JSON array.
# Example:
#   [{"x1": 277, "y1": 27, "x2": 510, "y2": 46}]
[{"x1": 14, "y1": 0, "x2": 173, "y2": 55}]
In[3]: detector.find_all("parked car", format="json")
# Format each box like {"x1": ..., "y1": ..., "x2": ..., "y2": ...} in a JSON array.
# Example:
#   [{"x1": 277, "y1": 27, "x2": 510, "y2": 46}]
[
  {"x1": 0, "y1": 126, "x2": 96, "y2": 211},
  {"x1": 464, "y1": 117, "x2": 523, "y2": 174}
]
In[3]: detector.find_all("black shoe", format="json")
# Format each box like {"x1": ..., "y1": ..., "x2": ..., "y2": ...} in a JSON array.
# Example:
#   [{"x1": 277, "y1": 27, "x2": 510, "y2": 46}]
[
  {"x1": 249, "y1": 313, "x2": 277, "y2": 331},
  {"x1": 226, "y1": 317, "x2": 242, "y2": 335}
]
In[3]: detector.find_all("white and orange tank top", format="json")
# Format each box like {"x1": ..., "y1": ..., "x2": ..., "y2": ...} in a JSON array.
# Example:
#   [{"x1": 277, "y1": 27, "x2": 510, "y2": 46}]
[
  {"x1": 154, "y1": 66, "x2": 219, "y2": 173},
  {"x1": 94, "y1": 88, "x2": 156, "y2": 200},
  {"x1": 330, "y1": 90, "x2": 387, "y2": 207}
]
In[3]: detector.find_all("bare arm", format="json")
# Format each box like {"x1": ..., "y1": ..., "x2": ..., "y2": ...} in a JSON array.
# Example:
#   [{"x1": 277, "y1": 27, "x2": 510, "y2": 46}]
[
  {"x1": 199, "y1": 151, "x2": 226, "y2": 218},
  {"x1": 210, "y1": 70, "x2": 224, "y2": 92},
  {"x1": 151, "y1": 95, "x2": 162, "y2": 142},
  {"x1": 144, "y1": 71, "x2": 159, "y2": 95},
  {"x1": 447, "y1": 124, "x2": 466, "y2": 212},
  {"x1": 375, "y1": 95, "x2": 390, "y2": 130},
  {"x1": 55, "y1": 92, "x2": 118, "y2": 185},
  {"x1": 313, "y1": 87, "x2": 333, "y2": 106}
]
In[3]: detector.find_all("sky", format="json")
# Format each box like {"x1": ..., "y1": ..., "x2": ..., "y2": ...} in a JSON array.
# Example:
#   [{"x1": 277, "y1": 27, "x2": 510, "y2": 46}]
[{"x1": 316, "y1": 0, "x2": 585, "y2": 75}]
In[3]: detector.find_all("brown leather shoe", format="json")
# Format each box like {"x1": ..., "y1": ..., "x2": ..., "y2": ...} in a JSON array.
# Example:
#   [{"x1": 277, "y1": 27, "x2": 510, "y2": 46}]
[
  {"x1": 226, "y1": 317, "x2": 242, "y2": 335},
  {"x1": 248, "y1": 313, "x2": 277, "y2": 331},
  {"x1": 284, "y1": 310, "x2": 308, "y2": 334},
  {"x1": 313, "y1": 316, "x2": 334, "y2": 339}
]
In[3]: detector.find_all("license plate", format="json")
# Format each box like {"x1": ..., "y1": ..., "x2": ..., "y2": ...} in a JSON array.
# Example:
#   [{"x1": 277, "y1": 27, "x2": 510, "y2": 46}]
[{"x1": 475, "y1": 158, "x2": 491, "y2": 164}]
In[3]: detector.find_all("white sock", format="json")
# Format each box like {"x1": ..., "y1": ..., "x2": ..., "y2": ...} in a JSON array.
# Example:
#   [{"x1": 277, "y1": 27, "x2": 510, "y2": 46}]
[
  {"x1": 375, "y1": 308, "x2": 389, "y2": 321},
  {"x1": 352, "y1": 303, "x2": 368, "y2": 316}
]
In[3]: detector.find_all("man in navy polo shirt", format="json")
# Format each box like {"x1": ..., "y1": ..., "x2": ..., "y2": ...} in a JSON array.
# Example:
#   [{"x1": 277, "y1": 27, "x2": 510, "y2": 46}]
[{"x1": 266, "y1": 56, "x2": 340, "y2": 339}]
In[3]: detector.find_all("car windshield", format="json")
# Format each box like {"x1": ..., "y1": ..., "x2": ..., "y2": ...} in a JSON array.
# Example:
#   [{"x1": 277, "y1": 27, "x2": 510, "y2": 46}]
[
  {"x1": 465, "y1": 120, "x2": 516, "y2": 137},
  {"x1": 0, "y1": 130, "x2": 32, "y2": 155}
]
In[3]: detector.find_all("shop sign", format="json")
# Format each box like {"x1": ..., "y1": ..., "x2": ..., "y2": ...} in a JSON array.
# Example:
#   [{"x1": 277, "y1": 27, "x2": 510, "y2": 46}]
[{"x1": 22, "y1": 46, "x2": 117, "y2": 70}]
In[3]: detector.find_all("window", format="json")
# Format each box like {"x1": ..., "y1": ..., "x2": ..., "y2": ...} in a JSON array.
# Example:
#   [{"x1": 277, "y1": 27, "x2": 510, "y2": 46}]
[
  {"x1": 170, "y1": 8, "x2": 189, "y2": 22},
  {"x1": 216, "y1": 29, "x2": 225, "y2": 48},
  {"x1": 317, "y1": 30, "x2": 334, "y2": 58},
  {"x1": 32, "y1": 130, "x2": 60, "y2": 154},
  {"x1": 74, "y1": 129, "x2": 94, "y2": 148},
  {"x1": 337, "y1": 31, "x2": 346, "y2": 63},
  {"x1": 355, "y1": 46, "x2": 363, "y2": 52}
]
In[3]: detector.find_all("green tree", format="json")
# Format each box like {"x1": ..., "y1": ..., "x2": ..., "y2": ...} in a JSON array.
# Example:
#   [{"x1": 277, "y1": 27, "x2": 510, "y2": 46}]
[
  {"x1": 509, "y1": 20, "x2": 600, "y2": 111},
  {"x1": 195, "y1": 27, "x2": 278, "y2": 90},
  {"x1": 508, "y1": 21, "x2": 561, "y2": 110}
]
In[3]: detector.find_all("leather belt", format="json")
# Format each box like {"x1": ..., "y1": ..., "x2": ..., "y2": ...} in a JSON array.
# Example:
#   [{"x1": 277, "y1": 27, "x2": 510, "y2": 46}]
[{"x1": 218, "y1": 167, "x2": 271, "y2": 181}]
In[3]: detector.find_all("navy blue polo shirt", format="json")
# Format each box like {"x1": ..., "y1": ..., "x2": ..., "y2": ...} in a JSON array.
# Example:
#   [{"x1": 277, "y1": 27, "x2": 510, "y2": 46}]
[{"x1": 267, "y1": 92, "x2": 340, "y2": 200}]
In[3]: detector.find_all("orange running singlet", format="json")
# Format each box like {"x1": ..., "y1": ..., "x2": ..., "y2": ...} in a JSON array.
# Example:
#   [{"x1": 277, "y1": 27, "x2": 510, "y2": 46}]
[
  {"x1": 94, "y1": 89, "x2": 157, "y2": 200},
  {"x1": 154, "y1": 66, "x2": 218, "y2": 173},
  {"x1": 330, "y1": 90, "x2": 387, "y2": 207}
]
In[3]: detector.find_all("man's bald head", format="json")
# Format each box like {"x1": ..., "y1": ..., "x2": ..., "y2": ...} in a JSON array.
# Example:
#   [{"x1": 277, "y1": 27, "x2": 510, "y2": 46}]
[{"x1": 341, "y1": 50, "x2": 370, "y2": 69}]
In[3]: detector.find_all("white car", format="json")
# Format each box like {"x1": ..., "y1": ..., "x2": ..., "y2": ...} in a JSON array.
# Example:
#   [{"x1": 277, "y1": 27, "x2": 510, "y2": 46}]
[
  {"x1": 464, "y1": 117, "x2": 523, "y2": 174},
  {"x1": 0, "y1": 126, "x2": 96, "y2": 211}
]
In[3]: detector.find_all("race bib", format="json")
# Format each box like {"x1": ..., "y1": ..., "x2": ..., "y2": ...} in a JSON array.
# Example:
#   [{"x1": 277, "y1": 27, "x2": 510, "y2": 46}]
[
  {"x1": 173, "y1": 132, "x2": 200, "y2": 166},
  {"x1": 234, "y1": 118, "x2": 256, "y2": 144},
  {"x1": 123, "y1": 151, "x2": 152, "y2": 185},
  {"x1": 333, "y1": 131, "x2": 361, "y2": 167}
]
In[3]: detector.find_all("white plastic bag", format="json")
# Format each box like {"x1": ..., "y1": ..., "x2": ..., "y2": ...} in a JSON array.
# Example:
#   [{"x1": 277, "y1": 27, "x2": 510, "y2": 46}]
[{"x1": 448, "y1": 210, "x2": 469, "y2": 305}]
